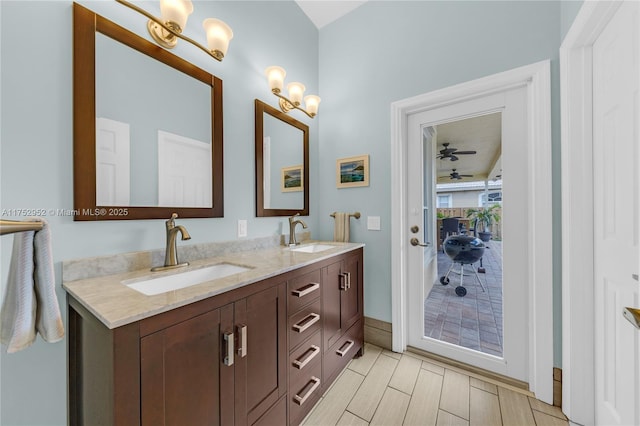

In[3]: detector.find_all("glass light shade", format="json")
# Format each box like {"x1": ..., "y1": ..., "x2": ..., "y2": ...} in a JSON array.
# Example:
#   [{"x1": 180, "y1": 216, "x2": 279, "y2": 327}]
[
  {"x1": 304, "y1": 95, "x2": 321, "y2": 116},
  {"x1": 203, "y1": 18, "x2": 234, "y2": 57},
  {"x1": 265, "y1": 66, "x2": 286, "y2": 93},
  {"x1": 287, "y1": 82, "x2": 306, "y2": 106},
  {"x1": 159, "y1": 0, "x2": 193, "y2": 30}
]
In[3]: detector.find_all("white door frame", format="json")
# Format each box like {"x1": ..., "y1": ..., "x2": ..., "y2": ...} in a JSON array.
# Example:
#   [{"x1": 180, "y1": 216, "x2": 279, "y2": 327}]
[
  {"x1": 560, "y1": 2, "x2": 626, "y2": 424},
  {"x1": 391, "y1": 60, "x2": 554, "y2": 403}
]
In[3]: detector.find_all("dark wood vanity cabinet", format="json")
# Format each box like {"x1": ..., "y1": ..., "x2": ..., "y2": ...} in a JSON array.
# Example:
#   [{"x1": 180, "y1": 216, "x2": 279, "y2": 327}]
[
  {"x1": 138, "y1": 283, "x2": 287, "y2": 426},
  {"x1": 68, "y1": 248, "x2": 363, "y2": 426},
  {"x1": 321, "y1": 251, "x2": 364, "y2": 385}
]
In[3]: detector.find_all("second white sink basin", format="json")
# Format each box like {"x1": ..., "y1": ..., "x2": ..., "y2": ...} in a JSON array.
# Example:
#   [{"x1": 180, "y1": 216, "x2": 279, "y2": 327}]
[
  {"x1": 290, "y1": 243, "x2": 336, "y2": 253},
  {"x1": 124, "y1": 263, "x2": 252, "y2": 296}
]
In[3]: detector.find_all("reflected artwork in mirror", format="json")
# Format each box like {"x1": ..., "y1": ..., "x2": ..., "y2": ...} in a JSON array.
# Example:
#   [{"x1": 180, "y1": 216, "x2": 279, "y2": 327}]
[
  {"x1": 255, "y1": 99, "x2": 309, "y2": 217},
  {"x1": 73, "y1": 3, "x2": 223, "y2": 220}
]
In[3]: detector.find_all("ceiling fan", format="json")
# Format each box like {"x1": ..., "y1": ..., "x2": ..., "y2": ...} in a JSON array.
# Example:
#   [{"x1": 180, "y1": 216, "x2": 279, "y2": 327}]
[
  {"x1": 448, "y1": 169, "x2": 473, "y2": 180},
  {"x1": 436, "y1": 143, "x2": 477, "y2": 161}
]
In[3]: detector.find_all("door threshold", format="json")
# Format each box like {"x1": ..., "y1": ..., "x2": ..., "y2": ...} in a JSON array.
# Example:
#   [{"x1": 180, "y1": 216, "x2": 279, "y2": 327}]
[{"x1": 406, "y1": 345, "x2": 530, "y2": 393}]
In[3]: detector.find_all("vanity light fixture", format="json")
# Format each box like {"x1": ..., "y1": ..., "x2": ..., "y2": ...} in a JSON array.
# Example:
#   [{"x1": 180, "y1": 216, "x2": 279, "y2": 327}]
[
  {"x1": 115, "y1": 0, "x2": 233, "y2": 62},
  {"x1": 265, "y1": 66, "x2": 321, "y2": 118}
]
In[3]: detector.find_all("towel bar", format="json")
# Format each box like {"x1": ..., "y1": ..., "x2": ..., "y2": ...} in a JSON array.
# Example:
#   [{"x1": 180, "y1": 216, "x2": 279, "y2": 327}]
[
  {"x1": 330, "y1": 212, "x2": 361, "y2": 219},
  {"x1": 0, "y1": 219, "x2": 44, "y2": 236}
]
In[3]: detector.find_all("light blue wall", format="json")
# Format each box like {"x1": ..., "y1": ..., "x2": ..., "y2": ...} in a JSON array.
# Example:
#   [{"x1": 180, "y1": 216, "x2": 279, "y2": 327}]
[
  {"x1": 315, "y1": 1, "x2": 564, "y2": 365},
  {"x1": 0, "y1": 1, "x2": 318, "y2": 424},
  {"x1": 561, "y1": 0, "x2": 584, "y2": 41}
]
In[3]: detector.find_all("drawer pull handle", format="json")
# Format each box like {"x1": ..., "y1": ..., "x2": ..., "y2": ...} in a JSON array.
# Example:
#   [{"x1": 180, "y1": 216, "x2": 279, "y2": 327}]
[
  {"x1": 292, "y1": 345, "x2": 320, "y2": 369},
  {"x1": 292, "y1": 282, "x2": 320, "y2": 298},
  {"x1": 237, "y1": 324, "x2": 247, "y2": 358},
  {"x1": 223, "y1": 332, "x2": 234, "y2": 366},
  {"x1": 293, "y1": 376, "x2": 321, "y2": 406},
  {"x1": 336, "y1": 340, "x2": 354, "y2": 357},
  {"x1": 292, "y1": 313, "x2": 320, "y2": 333}
]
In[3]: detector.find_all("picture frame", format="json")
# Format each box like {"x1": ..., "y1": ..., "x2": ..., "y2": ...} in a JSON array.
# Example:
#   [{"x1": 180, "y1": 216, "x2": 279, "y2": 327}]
[
  {"x1": 336, "y1": 154, "x2": 369, "y2": 188},
  {"x1": 281, "y1": 165, "x2": 304, "y2": 192}
]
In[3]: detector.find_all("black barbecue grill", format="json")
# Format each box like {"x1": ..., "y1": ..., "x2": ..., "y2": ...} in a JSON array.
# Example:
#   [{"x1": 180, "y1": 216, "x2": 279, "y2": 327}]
[{"x1": 440, "y1": 235, "x2": 487, "y2": 297}]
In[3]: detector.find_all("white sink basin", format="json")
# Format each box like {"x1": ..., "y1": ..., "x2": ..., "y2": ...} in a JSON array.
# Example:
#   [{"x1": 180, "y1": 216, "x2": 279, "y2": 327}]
[
  {"x1": 124, "y1": 263, "x2": 252, "y2": 296},
  {"x1": 290, "y1": 244, "x2": 336, "y2": 253}
]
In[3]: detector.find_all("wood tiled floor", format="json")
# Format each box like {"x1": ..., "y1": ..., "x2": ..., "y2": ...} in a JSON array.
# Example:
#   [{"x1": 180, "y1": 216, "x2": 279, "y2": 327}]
[{"x1": 302, "y1": 343, "x2": 568, "y2": 426}]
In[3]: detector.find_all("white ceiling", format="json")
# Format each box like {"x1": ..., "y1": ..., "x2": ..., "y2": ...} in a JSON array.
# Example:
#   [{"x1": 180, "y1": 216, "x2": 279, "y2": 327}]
[
  {"x1": 295, "y1": 0, "x2": 368, "y2": 28},
  {"x1": 435, "y1": 113, "x2": 502, "y2": 184}
]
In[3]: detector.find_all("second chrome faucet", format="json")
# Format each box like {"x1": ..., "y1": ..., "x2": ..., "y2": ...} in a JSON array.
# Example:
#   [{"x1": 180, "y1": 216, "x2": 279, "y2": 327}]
[
  {"x1": 288, "y1": 213, "x2": 307, "y2": 246},
  {"x1": 152, "y1": 213, "x2": 191, "y2": 272}
]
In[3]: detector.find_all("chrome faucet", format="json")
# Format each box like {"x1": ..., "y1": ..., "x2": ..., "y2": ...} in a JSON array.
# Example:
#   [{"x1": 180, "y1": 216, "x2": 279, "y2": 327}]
[
  {"x1": 152, "y1": 213, "x2": 191, "y2": 272},
  {"x1": 288, "y1": 213, "x2": 308, "y2": 246}
]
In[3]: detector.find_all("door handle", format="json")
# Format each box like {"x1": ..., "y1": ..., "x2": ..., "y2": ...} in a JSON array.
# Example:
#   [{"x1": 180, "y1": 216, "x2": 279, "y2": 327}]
[
  {"x1": 410, "y1": 238, "x2": 430, "y2": 247},
  {"x1": 623, "y1": 307, "x2": 640, "y2": 330},
  {"x1": 223, "y1": 332, "x2": 234, "y2": 366},
  {"x1": 237, "y1": 324, "x2": 247, "y2": 358}
]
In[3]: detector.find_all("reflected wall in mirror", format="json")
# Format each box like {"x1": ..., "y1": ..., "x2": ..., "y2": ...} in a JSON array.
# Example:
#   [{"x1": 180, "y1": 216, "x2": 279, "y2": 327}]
[
  {"x1": 73, "y1": 3, "x2": 223, "y2": 220},
  {"x1": 255, "y1": 99, "x2": 309, "y2": 217}
]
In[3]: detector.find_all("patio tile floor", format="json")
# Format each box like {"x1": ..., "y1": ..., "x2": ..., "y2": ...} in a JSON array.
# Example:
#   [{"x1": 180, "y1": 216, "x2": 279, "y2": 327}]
[{"x1": 424, "y1": 240, "x2": 503, "y2": 357}]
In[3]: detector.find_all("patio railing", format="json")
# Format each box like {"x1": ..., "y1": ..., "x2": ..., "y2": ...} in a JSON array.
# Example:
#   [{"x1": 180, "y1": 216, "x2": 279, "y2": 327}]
[{"x1": 437, "y1": 207, "x2": 502, "y2": 240}]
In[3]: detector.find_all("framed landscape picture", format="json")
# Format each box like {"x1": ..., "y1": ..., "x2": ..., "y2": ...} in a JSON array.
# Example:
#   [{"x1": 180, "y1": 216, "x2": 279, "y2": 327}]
[
  {"x1": 281, "y1": 165, "x2": 303, "y2": 192},
  {"x1": 336, "y1": 155, "x2": 369, "y2": 188}
]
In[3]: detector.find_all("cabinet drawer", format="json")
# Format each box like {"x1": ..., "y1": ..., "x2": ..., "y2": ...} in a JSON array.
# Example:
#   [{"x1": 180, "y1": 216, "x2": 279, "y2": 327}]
[
  {"x1": 323, "y1": 320, "x2": 363, "y2": 384},
  {"x1": 289, "y1": 299, "x2": 321, "y2": 350},
  {"x1": 289, "y1": 360, "x2": 322, "y2": 426},
  {"x1": 289, "y1": 331, "x2": 322, "y2": 386},
  {"x1": 288, "y1": 270, "x2": 321, "y2": 313}
]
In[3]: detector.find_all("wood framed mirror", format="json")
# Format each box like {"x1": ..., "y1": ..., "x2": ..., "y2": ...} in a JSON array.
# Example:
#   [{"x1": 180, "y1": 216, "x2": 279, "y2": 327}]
[
  {"x1": 73, "y1": 3, "x2": 223, "y2": 220},
  {"x1": 255, "y1": 99, "x2": 309, "y2": 217}
]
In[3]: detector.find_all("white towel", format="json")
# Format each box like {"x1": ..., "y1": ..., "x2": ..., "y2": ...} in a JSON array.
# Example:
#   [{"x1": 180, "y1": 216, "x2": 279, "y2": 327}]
[
  {"x1": 333, "y1": 212, "x2": 351, "y2": 243},
  {"x1": 1, "y1": 219, "x2": 64, "y2": 353}
]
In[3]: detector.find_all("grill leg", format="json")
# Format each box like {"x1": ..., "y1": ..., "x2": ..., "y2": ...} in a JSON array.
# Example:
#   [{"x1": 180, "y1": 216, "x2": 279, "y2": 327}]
[
  {"x1": 444, "y1": 263, "x2": 455, "y2": 281},
  {"x1": 472, "y1": 268, "x2": 487, "y2": 292}
]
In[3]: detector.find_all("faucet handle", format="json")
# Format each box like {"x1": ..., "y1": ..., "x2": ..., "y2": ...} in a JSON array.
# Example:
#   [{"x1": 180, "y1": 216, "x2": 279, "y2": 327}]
[{"x1": 167, "y1": 212, "x2": 178, "y2": 227}]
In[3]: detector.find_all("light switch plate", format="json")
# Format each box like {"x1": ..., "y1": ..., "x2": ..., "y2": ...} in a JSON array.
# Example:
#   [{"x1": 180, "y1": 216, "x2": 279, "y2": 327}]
[
  {"x1": 237, "y1": 220, "x2": 248, "y2": 238},
  {"x1": 367, "y1": 216, "x2": 381, "y2": 231}
]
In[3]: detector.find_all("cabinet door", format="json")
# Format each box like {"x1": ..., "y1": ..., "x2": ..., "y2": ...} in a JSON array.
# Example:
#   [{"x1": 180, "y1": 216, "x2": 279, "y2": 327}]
[
  {"x1": 340, "y1": 252, "x2": 362, "y2": 332},
  {"x1": 234, "y1": 283, "x2": 287, "y2": 426},
  {"x1": 322, "y1": 260, "x2": 343, "y2": 351},
  {"x1": 140, "y1": 305, "x2": 234, "y2": 426}
]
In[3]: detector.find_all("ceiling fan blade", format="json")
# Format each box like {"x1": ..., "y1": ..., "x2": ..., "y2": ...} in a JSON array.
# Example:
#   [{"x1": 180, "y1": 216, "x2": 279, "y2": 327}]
[
  {"x1": 452, "y1": 150, "x2": 476, "y2": 155},
  {"x1": 450, "y1": 155, "x2": 459, "y2": 161},
  {"x1": 461, "y1": 174, "x2": 473, "y2": 177}
]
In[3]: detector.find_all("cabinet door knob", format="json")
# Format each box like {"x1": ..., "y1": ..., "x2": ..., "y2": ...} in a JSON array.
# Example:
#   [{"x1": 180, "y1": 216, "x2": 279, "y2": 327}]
[
  {"x1": 223, "y1": 332, "x2": 234, "y2": 366},
  {"x1": 237, "y1": 325, "x2": 247, "y2": 358},
  {"x1": 340, "y1": 272, "x2": 351, "y2": 291}
]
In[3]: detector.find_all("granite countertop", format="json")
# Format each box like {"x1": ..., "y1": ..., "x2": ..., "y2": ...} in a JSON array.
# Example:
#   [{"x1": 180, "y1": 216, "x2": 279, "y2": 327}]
[{"x1": 62, "y1": 241, "x2": 363, "y2": 329}]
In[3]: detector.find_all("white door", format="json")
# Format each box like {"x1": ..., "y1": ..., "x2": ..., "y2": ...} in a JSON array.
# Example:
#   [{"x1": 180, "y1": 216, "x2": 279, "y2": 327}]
[
  {"x1": 157, "y1": 130, "x2": 212, "y2": 208},
  {"x1": 407, "y1": 125, "x2": 437, "y2": 345},
  {"x1": 96, "y1": 117, "x2": 130, "y2": 206},
  {"x1": 406, "y1": 88, "x2": 529, "y2": 381},
  {"x1": 593, "y1": 2, "x2": 640, "y2": 425}
]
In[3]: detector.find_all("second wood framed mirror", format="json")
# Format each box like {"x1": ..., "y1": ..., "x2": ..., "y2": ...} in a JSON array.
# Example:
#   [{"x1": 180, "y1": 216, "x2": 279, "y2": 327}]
[{"x1": 255, "y1": 99, "x2": 309, "y2": 217}]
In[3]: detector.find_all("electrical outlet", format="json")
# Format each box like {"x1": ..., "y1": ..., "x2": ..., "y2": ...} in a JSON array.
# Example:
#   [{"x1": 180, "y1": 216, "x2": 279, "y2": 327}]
[{"x1": 237, "y1": 220, "x2": 248, "y2": 238}]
